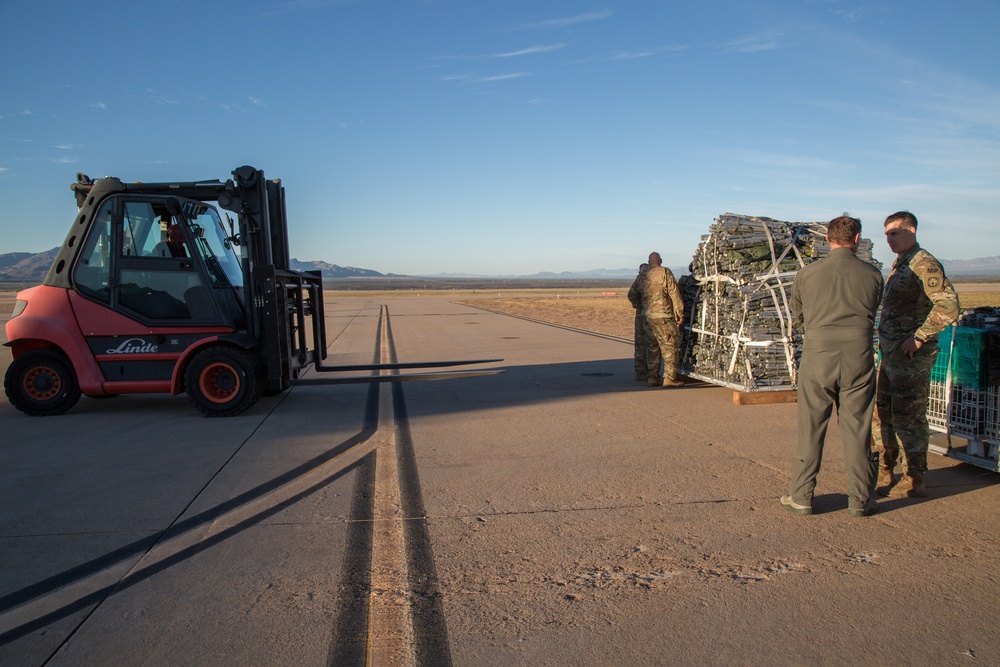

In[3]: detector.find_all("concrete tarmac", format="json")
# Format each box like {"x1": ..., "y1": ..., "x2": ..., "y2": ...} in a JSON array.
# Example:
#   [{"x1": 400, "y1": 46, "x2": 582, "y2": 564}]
[{"x1": 1, "y1": 296, "x2": 998, "y2": 666}]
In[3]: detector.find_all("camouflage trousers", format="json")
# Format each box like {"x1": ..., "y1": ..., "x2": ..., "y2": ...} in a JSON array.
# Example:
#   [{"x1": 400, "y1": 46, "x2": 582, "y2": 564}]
[
  {"x1": 634, "y1": 311, "x2": 655, "y2": 377},
  {"x1": 643, "y1": 316, "x2": 680, "y2": 382},
  {"x1": 872, "y1": 343, "x2": 939, "y2": 475}
]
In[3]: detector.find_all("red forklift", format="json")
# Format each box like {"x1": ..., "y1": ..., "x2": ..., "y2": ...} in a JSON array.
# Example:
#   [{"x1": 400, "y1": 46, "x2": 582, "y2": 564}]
[{"x1": 4, "y1": 166, "x2": 499, "y2": 416}]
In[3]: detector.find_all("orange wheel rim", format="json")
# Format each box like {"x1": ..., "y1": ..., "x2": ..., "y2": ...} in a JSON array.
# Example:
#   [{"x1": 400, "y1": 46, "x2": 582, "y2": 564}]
[
  {"x1": 199, "y1": 362, "x2": 240, "y2": 404},
  {"x1": 23, "y1": 366, "x2": 61, "y2": 400}
]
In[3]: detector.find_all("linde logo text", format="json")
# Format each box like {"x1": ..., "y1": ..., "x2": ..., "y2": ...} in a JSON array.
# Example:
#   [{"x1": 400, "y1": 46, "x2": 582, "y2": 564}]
[{"x1": 106, "y1": 338, "x2": 159, "y2": 354}]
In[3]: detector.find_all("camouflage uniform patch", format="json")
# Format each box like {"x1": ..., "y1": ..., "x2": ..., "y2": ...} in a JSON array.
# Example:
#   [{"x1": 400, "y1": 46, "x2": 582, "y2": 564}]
[
  {"x1": 878, "y1": 245, "x2": 959, "y2": 353},
  {"x1": 628, "y1": 272, "x2": 653, "y2": 377},
  {"x1": 640, "y1": 266, "x2": 684, "y2": 381},
  {"x1": 873, "y1": 345, "x2": 938, "y2": 474},
  {"x1": 633, "y1": 311, "x2": 651, "y2": 376},
  {"x1": 873, "y1": 243, "x2": 959, "y2": 474},
  {"x1": 643, "y1": 316, "x2": 680, "y2": 381}
]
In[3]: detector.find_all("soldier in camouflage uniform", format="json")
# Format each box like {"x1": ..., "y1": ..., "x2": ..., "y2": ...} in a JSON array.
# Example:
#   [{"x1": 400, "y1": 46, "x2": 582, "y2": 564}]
[
  {"x1": 627, "y1": 263, "x2": 653, "y2": 380},
  {"x1": 640, "y1": 252, "x2": 685, "y2": 388},
  {"x1": 874, "y1": 211, "x2": 960, "y2": 498}
]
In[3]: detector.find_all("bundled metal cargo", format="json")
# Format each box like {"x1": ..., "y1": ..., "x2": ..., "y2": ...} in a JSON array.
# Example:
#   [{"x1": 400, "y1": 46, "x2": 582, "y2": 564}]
[{"x1": 679, "y1": 213, "x2": 880, "y2": 392}]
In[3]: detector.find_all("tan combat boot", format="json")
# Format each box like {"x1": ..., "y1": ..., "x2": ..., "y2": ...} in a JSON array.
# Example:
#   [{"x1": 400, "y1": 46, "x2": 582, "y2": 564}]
[
  {"x1": 875, "y1": 468, "x2": 895, "y2": 497},
  {"x1": 890, "y1": 473, "x2": 927, "y2": 498}
]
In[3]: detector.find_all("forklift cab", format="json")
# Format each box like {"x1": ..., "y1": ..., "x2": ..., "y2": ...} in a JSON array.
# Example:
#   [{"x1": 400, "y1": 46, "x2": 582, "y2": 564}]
[{"x1": 73, "y1": 194, "x2": 245, "y2": 328}]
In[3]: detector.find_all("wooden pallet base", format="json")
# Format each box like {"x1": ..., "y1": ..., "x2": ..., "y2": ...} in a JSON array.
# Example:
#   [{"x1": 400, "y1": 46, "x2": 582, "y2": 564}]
[{"x1": 733, "y1": 390, "x2": 797, "y2": 406}]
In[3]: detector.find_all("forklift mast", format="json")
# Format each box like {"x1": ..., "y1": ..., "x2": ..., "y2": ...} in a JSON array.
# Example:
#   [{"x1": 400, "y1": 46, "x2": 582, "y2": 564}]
[{"x1": 217, "y1": 166, "x2": 325, "y2": 393}]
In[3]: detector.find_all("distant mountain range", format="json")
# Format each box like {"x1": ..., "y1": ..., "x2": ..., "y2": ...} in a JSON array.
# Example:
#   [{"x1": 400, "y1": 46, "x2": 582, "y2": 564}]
[
  {"x1": 941, "y1": 256, "x2": 1000, "y2": 276},
  {"x1": 421, "y1": 268, "x2": 644, "y2": 280},
  {"x1": 2, "y1": 249, "x2": 999, "y2": 284},
  {"x1": 0, "y1": 251, "x2": 389, "y2": 283},
  {"x1": 0, "y1": 248, "x2": 60, "y2": 282},
  {"x1": 288, "y1": 258, "x2": 384, "y2": 278}
]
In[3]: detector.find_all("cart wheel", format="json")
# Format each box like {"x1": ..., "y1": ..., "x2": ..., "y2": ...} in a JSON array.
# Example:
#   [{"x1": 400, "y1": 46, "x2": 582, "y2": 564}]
[
  {"x1": 4, "y1": 350, "x2": 81, "y2": 416},
  {"x1": 185, "y1": 347, "x2": 262, "y2": 417}
]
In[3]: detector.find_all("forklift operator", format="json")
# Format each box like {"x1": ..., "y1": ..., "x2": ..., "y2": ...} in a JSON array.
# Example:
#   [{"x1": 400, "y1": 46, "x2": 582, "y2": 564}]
[{"x1": 153, "y1": 224, "x2": 188, "y2": 258}]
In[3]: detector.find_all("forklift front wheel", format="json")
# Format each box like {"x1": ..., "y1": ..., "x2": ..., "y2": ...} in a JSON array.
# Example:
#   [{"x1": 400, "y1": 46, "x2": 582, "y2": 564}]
[
  {"x1": 4, "y1": 349, "x2": 82, "y2": 416},
  {"x1": 185, "y1": 347, "x2": 262, "y2": 417}
]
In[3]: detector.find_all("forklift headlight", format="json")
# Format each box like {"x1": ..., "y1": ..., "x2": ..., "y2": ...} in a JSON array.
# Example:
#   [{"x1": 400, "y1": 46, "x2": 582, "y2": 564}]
[{"x1": 11, "y1": 300, "x2": 27, "y2": 318}]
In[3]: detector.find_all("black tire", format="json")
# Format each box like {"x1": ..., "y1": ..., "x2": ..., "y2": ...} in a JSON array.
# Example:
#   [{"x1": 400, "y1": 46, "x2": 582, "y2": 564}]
[
  {"x1": 4, "y1": 350, "x2": 82, "y2": 416},
  {"x1": 185, "y1": 346, "x2": 262, "y2": 417}
]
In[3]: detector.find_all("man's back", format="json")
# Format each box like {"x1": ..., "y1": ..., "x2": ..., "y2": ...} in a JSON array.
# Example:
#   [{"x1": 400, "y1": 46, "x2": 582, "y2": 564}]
[
  {"x1": 640, "y1": 266, "x2": 683, "y2": 319},
  {"x1": 792, "y1": 247, "x2": 883, "y2": 339}
]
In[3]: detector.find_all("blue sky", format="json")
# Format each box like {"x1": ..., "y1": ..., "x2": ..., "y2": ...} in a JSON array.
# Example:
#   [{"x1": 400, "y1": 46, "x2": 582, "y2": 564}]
[{"x1": 1, "y1": 0, "x2": 998, "y2": 276}]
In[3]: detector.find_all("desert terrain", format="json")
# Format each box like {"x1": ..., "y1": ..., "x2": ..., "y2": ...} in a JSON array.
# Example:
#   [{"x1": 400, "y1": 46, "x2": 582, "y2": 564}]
[
  {"x1": 2, "y1": 282, "x2": 999, "y2": 346},
  {"x1": 455, "y1": 280, "x2": 1000, "y2": 340}
]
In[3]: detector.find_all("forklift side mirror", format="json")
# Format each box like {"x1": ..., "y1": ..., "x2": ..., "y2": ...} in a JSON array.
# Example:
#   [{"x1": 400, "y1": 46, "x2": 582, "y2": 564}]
[{"x1": 225, "y1": 214, "x2": 240, "y2": 246}]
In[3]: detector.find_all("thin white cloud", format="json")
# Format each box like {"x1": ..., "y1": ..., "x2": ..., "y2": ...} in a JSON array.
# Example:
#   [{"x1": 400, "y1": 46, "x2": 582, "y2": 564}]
[
  {"x1": 887, "y1": 135, "x2": 1000, "y2": 176},
  {"x1": 52, "y1": 144, "x2": 82, "y2": 150},
  {"x1": 254, "y1": 0, "x2": 347, "y2": 18},
  {"x1": 516, "y1": 9, "x2": 613, "y2": 30},
  {"x1": 494, "y1": 43, "x2": 566, "y2": 58},
  {"x1": 818, "y1": 29, "x2": 1000, "y2": 133},
  {"x1": 818, "y1": 183, "x2": 1000, "y2": 206},
  {"x1": 832, "y1": 7, "x2": 866, "y2": 23},
  {"x1": 440, "y1": 72, "x2": 531, "y2": 85},
  {"x1": 733, "y1": 150, "x2": 839, "y2": 170},
  {"x1": 434, "y1": 43, "x2": 566, "y2": 62},
  {"x1": 722, "y1": 30, "x2": 788, "y2": 54},
  {"x1": 477, "y1": 72, "x2": 531, "y2": 83},
  {"x1": 910, "y1": 80, "x2": 1000, "y2": 134},
  {"x1": 51, "y1": 156, "x2": 80, "y2": 164},
  {"x1": 610, "y1": 45, "x2": 687, "y2": 60},
  {"x1": 147, "y1": 89, "x2": 178, "y2": 105},
  {"x1": 1, "y1": 110, "x2": 34, "y2": 119},
  {"x1": 0, "y1": 167, "x2": 9, "y2": 172},
  {"x1": 90, "y1": 101, "x2": 107, "y2": 109},
  {"x1": 249, "y1": 96, "x2": 266, "y2": 107}
]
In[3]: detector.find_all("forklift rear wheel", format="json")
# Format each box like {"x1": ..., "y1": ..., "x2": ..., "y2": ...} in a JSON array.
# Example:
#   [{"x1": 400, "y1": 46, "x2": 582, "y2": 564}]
[
  {"x1": 4, "y1": 349, "x2": 82, "y2": 416},
  {"x1": 185, "y1": 347, "x2": 262, "y2": 417}
]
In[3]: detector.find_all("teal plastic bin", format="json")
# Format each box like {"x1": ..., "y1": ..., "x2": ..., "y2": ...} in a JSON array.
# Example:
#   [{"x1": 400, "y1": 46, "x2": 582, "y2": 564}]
[{"x1": 931, "y1": 326, "x2": 989, "y2": 389}]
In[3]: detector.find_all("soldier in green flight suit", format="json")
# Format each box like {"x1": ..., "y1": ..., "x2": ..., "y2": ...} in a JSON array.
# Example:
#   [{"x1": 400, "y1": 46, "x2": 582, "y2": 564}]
[
  {"x1": 874, "y1": 211, "x2": 960, "y2": 498},
  {"x1": 780, "y1": 215, "x2": 884, "y2": 517}
]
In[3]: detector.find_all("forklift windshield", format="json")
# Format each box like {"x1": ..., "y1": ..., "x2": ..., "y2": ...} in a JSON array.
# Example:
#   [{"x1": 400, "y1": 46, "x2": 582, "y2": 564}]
[{"x1": 185, "y1": 203, "x2": 244, "y2": 291}]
